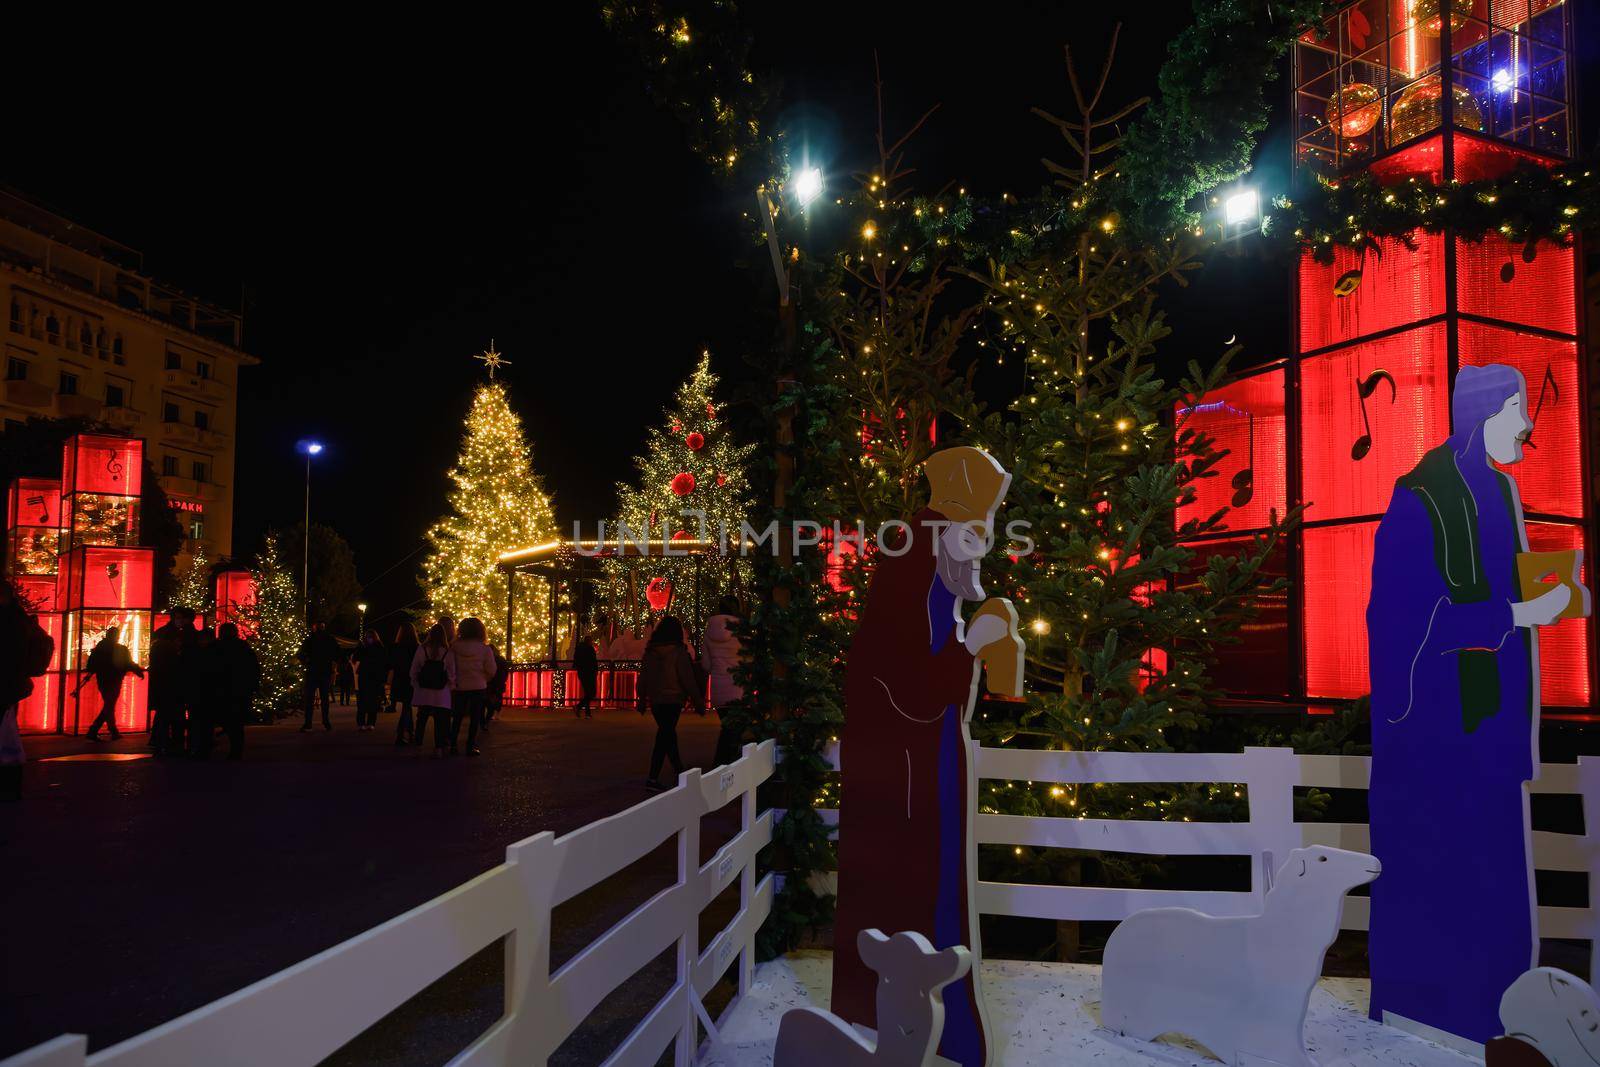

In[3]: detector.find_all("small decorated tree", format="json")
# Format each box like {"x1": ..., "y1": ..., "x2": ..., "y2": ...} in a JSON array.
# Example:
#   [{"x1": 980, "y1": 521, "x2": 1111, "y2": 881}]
[
  {"x1": 244, "y1": 532, "x2": 304, "y2": 720},
  {"x1": 421, "y1": 372, "x2": 559, "y2": 658},
  {"x1": 168, "y1": 547, "x2": 214, "y2": 615},
  {"x1": 611, "y1": 350, "x2": 752, "y2": 633}
]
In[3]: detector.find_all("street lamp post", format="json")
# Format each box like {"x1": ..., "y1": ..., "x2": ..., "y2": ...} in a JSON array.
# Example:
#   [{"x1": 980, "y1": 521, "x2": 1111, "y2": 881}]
[
  {"x1": 358, "y1": 602, "x2": 368, "y2": 636},
  {"x1": 297, "y1": 440, "x2": 324, "y2": 623}
]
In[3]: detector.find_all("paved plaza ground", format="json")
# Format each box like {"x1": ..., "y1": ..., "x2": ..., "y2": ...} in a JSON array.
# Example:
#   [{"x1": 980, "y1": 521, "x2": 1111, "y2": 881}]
[{"x1": 1, "y1": 703, "x2": 729, "y2": 1064}]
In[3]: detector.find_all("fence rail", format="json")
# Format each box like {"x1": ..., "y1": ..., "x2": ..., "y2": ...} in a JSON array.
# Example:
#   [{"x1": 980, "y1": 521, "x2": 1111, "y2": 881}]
[
  {"x1": 4, "y1": 741, "x2": 778, "y2": 1067},
  {"x1": 814, "y1": 742, "x2": 1600, "y2": 977}
]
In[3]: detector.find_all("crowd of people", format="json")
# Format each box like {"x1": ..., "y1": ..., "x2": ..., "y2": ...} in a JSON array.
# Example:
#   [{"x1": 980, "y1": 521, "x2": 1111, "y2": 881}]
[
  {"x1": 0, "y1": 573, "x2": 751, "y2": 800},
  {"x1": 299, "y1": 614, "x2": 509, "y2": 758}
]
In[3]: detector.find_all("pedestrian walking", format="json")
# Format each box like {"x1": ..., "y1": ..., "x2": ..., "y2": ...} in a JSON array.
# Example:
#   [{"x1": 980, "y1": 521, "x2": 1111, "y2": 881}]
[
  {"x1": 410, "y1": 624, "x2": 454, "y2": 757},
  {"x1": 574, "y1": 633, "x2": 598, "y2": 718},
  {"x1": 75, "y1": 625, "x2": 145, "y2": 741},
  {"x1": 335, "y1": 650, "x2": 355, "y2": 706},
  {"x1": 638, "y1": 615, "x2": 705, "y2": 791},
  {"x1": 701, "y1": 596, "x2": 747, "y2": 767},
  {"x1": 148, "y1": 608, "x2": 197, "y2": 756},
  {"x1": 212, "y1": 623, "x2": 259, "y2": 759},
  {"x1": 1, "y1": 578, "x2": 54, "y2": 802},
  {"x1": 354, "y1": 630, "x2": 387, "y2": 730},
  {"x1": 447, "y1": 617, "x2": 497, "y2": 757},
  {"x1": 389, "y1": 622, "x2": 419, "y2": 746},
  {"x1": 297, "y1": 622, "x2": 340, "y2": 732},
  {"x1": 483, "y1": 644, "x2": 509, "y2": 730},
  {"x1": 186, "y1": 626, "x2": 224, "y2": 758}
]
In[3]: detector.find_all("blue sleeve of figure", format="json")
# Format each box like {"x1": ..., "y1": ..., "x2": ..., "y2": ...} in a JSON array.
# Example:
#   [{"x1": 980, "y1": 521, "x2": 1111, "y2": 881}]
[{"x1": 1370, "y1": 488, "x2": 1516, "y2": 682}]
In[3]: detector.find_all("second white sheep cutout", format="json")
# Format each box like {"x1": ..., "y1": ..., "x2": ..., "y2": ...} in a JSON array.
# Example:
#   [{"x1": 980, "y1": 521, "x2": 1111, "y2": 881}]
[{"x1": 1102, "y1": 845, "x2": 1381, "y2": 1067}]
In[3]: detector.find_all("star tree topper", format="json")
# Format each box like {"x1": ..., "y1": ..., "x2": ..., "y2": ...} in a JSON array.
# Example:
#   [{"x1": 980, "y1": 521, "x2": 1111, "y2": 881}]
[{"x1": 475, "y1": 340, "x2": 512, "y2": 379}]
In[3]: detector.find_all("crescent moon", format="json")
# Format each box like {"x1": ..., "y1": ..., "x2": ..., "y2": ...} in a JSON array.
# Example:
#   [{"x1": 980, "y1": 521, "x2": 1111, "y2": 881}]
[{"x1": 1224, "y1": 334, "x2": 1237, "y2": 345}]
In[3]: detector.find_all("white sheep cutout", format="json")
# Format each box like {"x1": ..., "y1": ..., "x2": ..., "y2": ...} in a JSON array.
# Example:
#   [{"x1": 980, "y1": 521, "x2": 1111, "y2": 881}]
[
  {"x1": 774, "y1": 929, "x2": 971, "y2": 1067},
  {"x1": 1102, "y1": 845, "x2": 1381, "y2": 1067}
]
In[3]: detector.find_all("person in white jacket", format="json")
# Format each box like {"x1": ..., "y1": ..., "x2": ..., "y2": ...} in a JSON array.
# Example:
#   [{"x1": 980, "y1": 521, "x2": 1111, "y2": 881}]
[
  {"x1": 701, "y1": 596, "x2": 746, "y2": 767},
  {"x1": 446, "y1": 617, "x2": 499, "y2": 757},
  {"x1": 410, "y1": 624, "x2": 454, "y2": 757}
]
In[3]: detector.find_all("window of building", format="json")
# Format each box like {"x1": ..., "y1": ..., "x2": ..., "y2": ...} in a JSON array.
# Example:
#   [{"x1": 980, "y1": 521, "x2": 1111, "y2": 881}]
[
  {"x1": 192, "y1": 460, "x2": 207, "y2": 482},
  {"x1": 105, "y1": 383, "x2": 125, "y2": 408},
  {"x1": 189, "y1": 517, "x2": 205, "y2": 541},
  {"x1": 165, "y1": 351, "x2": 181, "y2": 371},
  {"x1": 111, "y1": 336, "x2": 123, "y2": 357},
  {"x1": 196, "y1": 361, "x2": 210, "y2": 380},
  {"x1": 162, "y1": 455, "x2": 179, "y2": 476},
  {"x1": 79, "y1": 324, "x2": 92, "y2": 350},
  {"x1": 194, "y1": 409, "x2": 209, "y2": 431},
  {"x1": 5, "y1": 357, "x2": 27, "y2": 382},
  {"x1": 29, "y1": 308, "x2": 41, "y2": 339},
  {"x1": 45, "y1": 314, "x2": 60, "y2": 343},
  {"x1": 8, "y1": 300, "x2": 19, "y2": 332},
  {"x1": 95, "y1": 329, "x2": 106, "y2": 354},
  {"x1": 58, "y1": 372, "x2": 78, "y2": 396},
  {"x1": 164, "y1": 401, "x2": 180, "y2": 423}
]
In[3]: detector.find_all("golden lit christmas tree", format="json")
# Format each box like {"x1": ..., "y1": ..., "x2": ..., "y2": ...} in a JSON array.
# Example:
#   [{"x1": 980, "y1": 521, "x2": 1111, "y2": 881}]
[
  {"x1": 422, "y1": 353, "x2": 557, "y2": 659},
  {"x1": 246, "y1": 532, "x2": 304, "y2": 719},
  {"x1": 169, "y1": 546, "x2": 214, "y2": 614}
]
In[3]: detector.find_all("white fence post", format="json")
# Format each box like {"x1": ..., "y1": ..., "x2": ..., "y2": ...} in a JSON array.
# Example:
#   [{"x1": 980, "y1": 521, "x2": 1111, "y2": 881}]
[
  {"x1": 677, "y1": 768, "x2": 703, "y2": 1067},
  {"x1": 1244, "y1": 747, "x2": 1300, "y2": 902},
  {"x1": 1580, "y1": 756, "x2": 1600, "y2": 984},
  {"x1": 494, "y1": 831, "x2": 558, "y2": 1066}
]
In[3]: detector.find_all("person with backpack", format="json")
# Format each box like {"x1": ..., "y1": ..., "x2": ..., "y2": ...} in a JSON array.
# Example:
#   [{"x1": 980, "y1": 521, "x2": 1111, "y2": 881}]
[
  {"x1": 638, "y1": 615, "x2": 706, "y2": 792},
  {"x1": 410, "y1": 624, "x2": 453, "y2": 757},
  {"x1": 1, "y1": 578, "x2": 54, "y2": 801},
  {"x1": 74, "y1": 625, "x2": 145, "y2": 742},
  {"x1": 446, "y1": 617, "x2": 497, "y2": 757}
]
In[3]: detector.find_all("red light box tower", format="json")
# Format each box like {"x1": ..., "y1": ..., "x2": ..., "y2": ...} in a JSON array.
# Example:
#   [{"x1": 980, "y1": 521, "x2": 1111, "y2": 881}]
[
  {"x1": 7, "y1": 477, "x2": 65, "y2": 731},
  {"x1": 56, "y1": 434, "x2": 156, "y2": 733},
  {"x1": 1179, "y1": 0, "x2": 1590, "y2": 713}
]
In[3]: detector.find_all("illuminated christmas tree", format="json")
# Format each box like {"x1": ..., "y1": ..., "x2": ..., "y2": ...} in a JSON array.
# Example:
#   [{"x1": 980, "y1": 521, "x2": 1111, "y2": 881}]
[
  {"x1": 611, "y1": 350, "x2": 752, "y2": 631},
  {"x1": 422, "y1": 370, "x2": 558, "y2": 658},
  {"x1": 244, "y1": 532, "x2": 304, "y2": 719},
  {"x1": 169, "y1": 546, "x2": 214, "y2": 614}
]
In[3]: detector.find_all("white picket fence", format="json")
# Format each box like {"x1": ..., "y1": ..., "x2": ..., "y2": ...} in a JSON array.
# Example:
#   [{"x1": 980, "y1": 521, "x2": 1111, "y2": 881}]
[
  {"x1": 815, "y1": 742, "x2": 1600, "y2": 979},
  {"x1": 5, "y1": 740, "x2": 778, "y2": 1067}
]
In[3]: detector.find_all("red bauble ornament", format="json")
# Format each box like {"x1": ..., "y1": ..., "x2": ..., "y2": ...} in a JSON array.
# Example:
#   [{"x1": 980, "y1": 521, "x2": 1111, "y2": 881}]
[
  {"x1": 671, "y1": 422, "x2": 683, "y2": 435},
  {"x1": 671, "y1": 472, "x2": 696, "y2": 496},
  {"x1": 715, "y1": 472, "x2": 727, "y2": 487},
  {"x1": 705, "y1": 402, "x2": 716, "y2": 420},
  {"x1": 685, "y1": 432, "x2": 705, "y2": 451},
  {"x1": 645, "y1": 577, "x2": 672, "y2": 612},
  {"x1": 670, "y1": 529, "x2": 692, "y2": 541}
]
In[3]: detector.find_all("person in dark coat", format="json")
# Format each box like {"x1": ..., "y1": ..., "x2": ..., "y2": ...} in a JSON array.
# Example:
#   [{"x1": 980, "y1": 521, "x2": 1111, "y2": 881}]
[
  {"x1": 75, "y1": 625, "x2": 145, "y2": 741},
  {"x1": 1, "y1": 578, "x2": 49, "y2": 801},
  {"x1": 389, "y1": 622, "x2": 419, "y2": 745},
  {"x1": 211, "y1": 623, "x2": 259, "y2": 759},
  {"x1": 298, "y1": 622, "x2": 339, "y2": 731},
  {"x1": 185, "y1": 627, "x2": 224, "y2": 757},
  {"x1": 573, "y1": 634, "x2": 598, "y2": 719},
  {"x1": 148, "y1": 608, "x2": 197, "y2": 757},
  {"x1": 335, "y1": 650, "x2": 355, "y2": 706},
  {"x1": 354, "y1": 630, "x2": 387, "y2": 731}
]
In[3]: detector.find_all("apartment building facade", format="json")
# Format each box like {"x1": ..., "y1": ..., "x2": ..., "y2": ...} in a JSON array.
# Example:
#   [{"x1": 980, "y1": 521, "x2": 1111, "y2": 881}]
[{"x1": 0, "y1": 190, "x2": 255, "y2": 560}]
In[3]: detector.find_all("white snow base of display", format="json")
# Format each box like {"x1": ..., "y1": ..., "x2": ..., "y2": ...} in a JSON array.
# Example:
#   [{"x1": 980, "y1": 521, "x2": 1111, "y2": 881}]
[{"x1": 704, "y1": 953, "x2": 1484, "y2": 1066}]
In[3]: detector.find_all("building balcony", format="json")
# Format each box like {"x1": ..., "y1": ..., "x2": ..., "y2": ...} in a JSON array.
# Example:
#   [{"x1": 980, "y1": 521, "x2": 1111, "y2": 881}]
[
  {"x1": 158, "y1": 475, "x2": 221, "y2": 502},
  {"x1": 101, "y1": 406, "x2": 143, "y2": 430},
  {"x1": 3, "y1": 379, "x2": 52, "y2": 408},
  {"x1": 196, "y1": 426, "x2": 228, "y2": 449},
  {"x1": 163, "y1": 369, "x2": 230, "y2": 399},
  {"x1": 55, "y1": 394, "x2": 103, "y2": 419}
]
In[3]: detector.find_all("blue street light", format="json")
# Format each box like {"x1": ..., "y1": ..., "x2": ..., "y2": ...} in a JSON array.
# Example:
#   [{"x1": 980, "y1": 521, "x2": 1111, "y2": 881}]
[{"x1": 296, "y1": 440, "x2": 324, "y2": 620}]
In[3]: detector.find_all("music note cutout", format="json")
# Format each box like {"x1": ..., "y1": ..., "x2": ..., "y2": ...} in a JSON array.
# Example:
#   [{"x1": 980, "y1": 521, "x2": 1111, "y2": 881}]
[
  {"x1": 1231, "y1": 411, "x2": 1255, "y2": 508},
  {"x1": 26, "y1": 494, "x2": 48, "y2": 524},
  {"x1": 1351, "y1": 369, "x2": 1396, "y2": 461},
  {"x1": 104, "y1": 448, "x2": 123, "y2": 484},
  {"x1": 1523, "y1": 363, "x2": 1559, "y2": 451}
]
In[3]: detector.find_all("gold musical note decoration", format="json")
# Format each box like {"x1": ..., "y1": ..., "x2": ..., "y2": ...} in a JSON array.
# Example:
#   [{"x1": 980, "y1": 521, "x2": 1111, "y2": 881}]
[{"x1": 1351, "y1": 369, "x2": 1397, "y2": 461}]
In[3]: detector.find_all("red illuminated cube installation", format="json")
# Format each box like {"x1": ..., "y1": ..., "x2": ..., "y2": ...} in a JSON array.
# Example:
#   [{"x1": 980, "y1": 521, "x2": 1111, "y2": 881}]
[{"x1": 1177, "y1": 0, "x2": 1589, "y2": 712}]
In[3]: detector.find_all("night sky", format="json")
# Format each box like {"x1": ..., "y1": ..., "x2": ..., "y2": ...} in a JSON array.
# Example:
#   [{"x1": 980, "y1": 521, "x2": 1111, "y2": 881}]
[{"x1": 5, "y1": 2, "x2": 1597, "y2": 625}]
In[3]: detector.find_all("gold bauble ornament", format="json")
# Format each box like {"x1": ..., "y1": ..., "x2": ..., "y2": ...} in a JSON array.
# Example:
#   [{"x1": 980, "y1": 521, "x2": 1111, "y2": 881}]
[
  {"x1": 1390, "y1": 74, "x2": 1484, "y2": 143},
  {"x1": 1409, "y1": 0, "x2": 1472, "y2": 36},
  {"x1": 1327, "y1": 82, "x2": 1382, "y2": 138}
]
